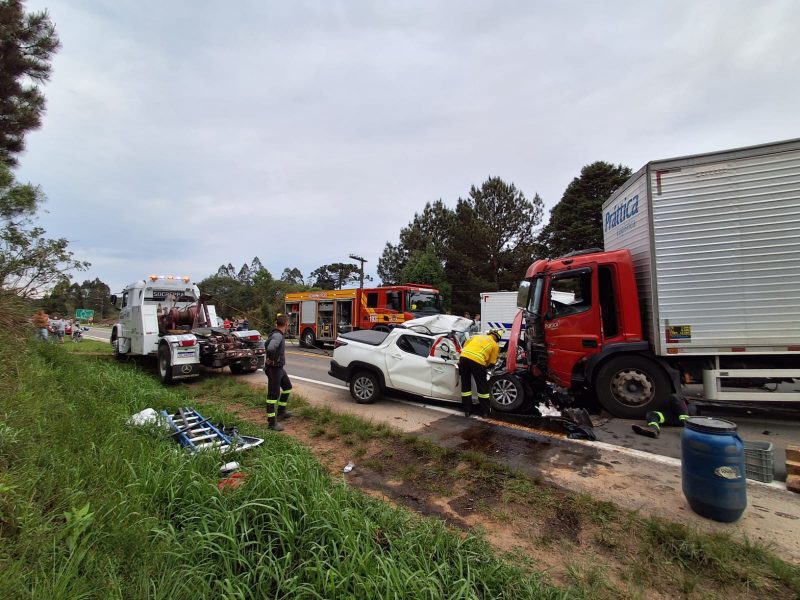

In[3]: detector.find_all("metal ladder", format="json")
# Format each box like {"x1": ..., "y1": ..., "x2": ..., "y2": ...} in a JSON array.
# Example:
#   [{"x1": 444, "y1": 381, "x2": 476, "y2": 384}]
[{"x1": 161, "y1": 407, "x2": 234, "y2": 453}]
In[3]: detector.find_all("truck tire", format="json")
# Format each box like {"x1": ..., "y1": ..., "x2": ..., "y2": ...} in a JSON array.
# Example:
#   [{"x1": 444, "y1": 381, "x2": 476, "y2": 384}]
[
  {"x1": 158, "y1": 344, "x2": 174, "y2": 385},
  {"x1": 350, "y1": 371, "x2": 382, "y2": 404},
  {"x1": 111, "y1": 333, "x2": 125, "y2": 361},
  {"x1": 300, "y1": 328, "x2": 316, "y2": 348},
  {"x1": 230, "y1": 359, "x2": 258, "y2": 375},
  {"x1": 594, "y1": 355, "x2": 670, "y2": 419},
  {"x1": 490, "y1": 373, "x2": 526, "y2": 412}
]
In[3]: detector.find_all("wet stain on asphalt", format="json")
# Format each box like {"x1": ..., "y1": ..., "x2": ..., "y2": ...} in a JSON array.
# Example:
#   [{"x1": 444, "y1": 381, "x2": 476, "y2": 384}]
[{"x1": 421, "y1": 417, "x2": 602, "y2": 476}]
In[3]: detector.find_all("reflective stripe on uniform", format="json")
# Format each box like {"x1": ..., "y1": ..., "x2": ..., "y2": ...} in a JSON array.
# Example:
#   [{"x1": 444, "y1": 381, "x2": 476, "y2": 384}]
[
  {"x1": 461, "y1": 391, "x2": 472, "y2": 397},
  {"x1": 653, "y1": 411, "x2": 665, "y2": 424},
  {"x1": 646, "y1": 421, "x2": 661, "y2": 429},
  {"x1": 477, "y1": 393, "x2": 490, "y2": 399},
  {"x1": 279, "y1": 391, "x2": 290, "y2": 407}
]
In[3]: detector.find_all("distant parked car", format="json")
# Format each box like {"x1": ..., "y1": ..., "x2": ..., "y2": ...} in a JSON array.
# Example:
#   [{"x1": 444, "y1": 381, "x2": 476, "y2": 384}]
[{"x1": 328, "y1": 314, "x2": 527, "y2": 412}]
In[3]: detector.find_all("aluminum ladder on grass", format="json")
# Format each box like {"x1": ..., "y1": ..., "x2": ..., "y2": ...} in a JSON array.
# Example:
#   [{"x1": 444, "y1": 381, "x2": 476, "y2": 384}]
[{"x1": 160, "y1": 407, "x2": 234, "y2": 453}]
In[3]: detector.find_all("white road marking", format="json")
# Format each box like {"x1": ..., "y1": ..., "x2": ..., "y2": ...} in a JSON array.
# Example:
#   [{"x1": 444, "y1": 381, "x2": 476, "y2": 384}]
[
  {"x1": 395, "y1": 398, "x2": 465, "y2": 417},
  {"x1": 289, "y1": 374, "x2": 348, "y2": 391},
  {"x1": 289, "y1": 373, "x2": 471, "y2": 417},
  {"x1": 83, "y1": 335, "x2": 110, "y2": 342}
]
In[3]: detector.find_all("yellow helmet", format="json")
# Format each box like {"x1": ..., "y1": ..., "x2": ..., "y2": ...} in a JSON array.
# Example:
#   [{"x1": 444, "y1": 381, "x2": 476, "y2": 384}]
[{"x1": 487, "y1": 328, "x2": 504, "y2": 340}]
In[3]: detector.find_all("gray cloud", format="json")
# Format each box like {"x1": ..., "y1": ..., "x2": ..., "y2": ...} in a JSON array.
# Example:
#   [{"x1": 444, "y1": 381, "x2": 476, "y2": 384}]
[{"x1": 16, "y1": 0, "x2": 800, "y2": 292}]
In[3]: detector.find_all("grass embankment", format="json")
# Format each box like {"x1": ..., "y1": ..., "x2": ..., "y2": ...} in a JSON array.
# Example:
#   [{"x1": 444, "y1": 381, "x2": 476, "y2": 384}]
[
  {"x1": 1, "y1": 337, "x2": 568, "y2": 599},
  {"x1": 185, "y1": 373, "x2": 800, "y2": 599}
]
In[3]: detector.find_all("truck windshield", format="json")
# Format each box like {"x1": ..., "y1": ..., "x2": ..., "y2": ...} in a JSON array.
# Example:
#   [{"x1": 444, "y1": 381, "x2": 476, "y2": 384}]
[
  {"x1": 528, "y1": 277, "x2": 544, "y2": 315},
  {"x1": 405, "y1": 291, "x2": 443, "y2": 314}
]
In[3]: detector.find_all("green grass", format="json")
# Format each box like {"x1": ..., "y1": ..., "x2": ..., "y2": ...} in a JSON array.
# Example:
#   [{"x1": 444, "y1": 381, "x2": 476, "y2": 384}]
[
  {"x1": 58, "y1": 339, "x2": 112, "y2": 354},
  {"x1": 8, "y1": 332, "x2": 799, "y2": 599},
  {"x1": 190, "y1": 375, "x2": 800, "y2": 598},
  {"x1": 0, "y1": 337, "x2": 569, "y2": 599}
]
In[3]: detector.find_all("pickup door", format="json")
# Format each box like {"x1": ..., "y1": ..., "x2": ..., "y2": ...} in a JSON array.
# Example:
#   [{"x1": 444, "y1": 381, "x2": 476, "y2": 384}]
[
  {"x1": 385, "y1": 332, "x2": 434, "y2": 397},
  {"x1": 429, "y1": 337, "x2": 460, "y2": 400}
]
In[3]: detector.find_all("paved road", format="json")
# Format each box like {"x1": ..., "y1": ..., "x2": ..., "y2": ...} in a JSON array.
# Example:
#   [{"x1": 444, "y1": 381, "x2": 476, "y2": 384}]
[{"x1": 84, "y1": 328, "x2": 799, "y2": 480}]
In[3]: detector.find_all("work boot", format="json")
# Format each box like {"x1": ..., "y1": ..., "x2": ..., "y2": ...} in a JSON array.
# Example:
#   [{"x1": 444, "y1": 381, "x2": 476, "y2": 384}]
[
  {"x1": 268, "y1": 417, "x2": 284, "y2": 432},
  {"x1": 462, "y1": 398, "x2": 473, "y2": 418},
  {"x1": 631, "y1": 423, "x2": 660, "y2": 439},
  {"x1": 278, "y1": 406, "x2": 293, "y2": 420}
]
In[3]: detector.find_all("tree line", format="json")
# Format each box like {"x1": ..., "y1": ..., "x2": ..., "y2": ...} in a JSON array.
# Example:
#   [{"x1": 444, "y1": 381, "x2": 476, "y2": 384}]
[
  {"x1": 377, "y1": 162, "x2": 632, "y2": 315},
  {"x1": 0, "y1": 1, "x2": 89, "y2": 329}
]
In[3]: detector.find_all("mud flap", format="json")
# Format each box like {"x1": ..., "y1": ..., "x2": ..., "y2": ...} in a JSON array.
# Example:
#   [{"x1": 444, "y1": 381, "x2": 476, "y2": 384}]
[{"x1": 171, "y1": 363, "x2": 200, "y2": 380}]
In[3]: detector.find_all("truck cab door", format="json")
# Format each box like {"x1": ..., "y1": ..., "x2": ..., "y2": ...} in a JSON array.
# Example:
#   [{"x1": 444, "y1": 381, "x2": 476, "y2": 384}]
[
  {"x1": 543, "y1": 267, "x2": 601, "y2": 388},
  {"x1": 429, "y1": 336, "x2": 461, "y2": 400}
]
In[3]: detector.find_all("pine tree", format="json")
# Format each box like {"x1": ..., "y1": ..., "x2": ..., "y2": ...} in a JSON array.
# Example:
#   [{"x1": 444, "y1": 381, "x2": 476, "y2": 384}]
[{"x1": 537, "y1": 162, "x2": 632, "y2": 258}]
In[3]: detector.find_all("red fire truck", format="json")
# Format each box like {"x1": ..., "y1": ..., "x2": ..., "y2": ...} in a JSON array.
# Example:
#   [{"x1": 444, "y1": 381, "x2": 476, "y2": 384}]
[{"x1": 285, "y1": 284, "x2": 443, "y2": 347}]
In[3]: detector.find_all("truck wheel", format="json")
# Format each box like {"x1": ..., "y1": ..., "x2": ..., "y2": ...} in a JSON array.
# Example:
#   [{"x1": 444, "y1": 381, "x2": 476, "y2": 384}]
[
  {"x1": 112, "y1": 334, "x2": 125, "y2": 361},
  {"x1": 158, "y1": 344, "x2": 174, "y2": 384},
  {"x1": 490, "y1": 374, "x2": 526, "y2": 412},
  {"x1": 595, "y1": 355, "x2": 669, "y2": 418},
  {"x1": 230, "y1": 358, "x2": 258, "y2": 375},
  {"x1": 300, "y1": 329, "x2": 316, "y2": 348},
  {"x1": 350, "y1": 371, "x2": 381, "y2": 404}
]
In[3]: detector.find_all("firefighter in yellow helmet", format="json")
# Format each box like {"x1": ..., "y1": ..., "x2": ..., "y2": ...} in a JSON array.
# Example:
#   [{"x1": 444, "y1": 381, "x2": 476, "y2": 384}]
[{"x1": 459, "y1": 328, "x2": 503, "y2": 417}]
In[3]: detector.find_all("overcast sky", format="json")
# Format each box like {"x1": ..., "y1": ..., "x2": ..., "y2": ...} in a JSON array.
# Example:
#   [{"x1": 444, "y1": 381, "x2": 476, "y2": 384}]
[{"x1": 17, "y1": 0, "x2": 800, "y2": 293}]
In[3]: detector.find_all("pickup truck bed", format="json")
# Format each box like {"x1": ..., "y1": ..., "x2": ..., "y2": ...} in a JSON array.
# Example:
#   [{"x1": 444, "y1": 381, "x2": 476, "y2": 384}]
[{"x1": 340, "y1": 330, "x2": 389, "y2": 346}]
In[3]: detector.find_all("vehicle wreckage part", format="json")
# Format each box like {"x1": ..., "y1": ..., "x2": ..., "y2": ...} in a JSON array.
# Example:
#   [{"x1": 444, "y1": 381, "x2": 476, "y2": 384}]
[{"x1": 160, "y1": 407, "x2": 264, "y2": 453}]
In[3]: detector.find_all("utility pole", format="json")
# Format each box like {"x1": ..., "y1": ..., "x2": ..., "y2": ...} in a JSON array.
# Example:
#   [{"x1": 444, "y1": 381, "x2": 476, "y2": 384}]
[{"x1": 349, "y1": 254, "x2": 367, "y2": 289}]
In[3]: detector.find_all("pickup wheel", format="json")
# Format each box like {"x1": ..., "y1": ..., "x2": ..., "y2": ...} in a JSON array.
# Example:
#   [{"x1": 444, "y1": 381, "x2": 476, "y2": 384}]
[
  {"x1": 595, "y1": 355, "x2": 669, "y2": 418},
  {"x1": 490, "y1": 373, "x2": 526, "y2": 412},
  {"x1": 350, "y1": 371, "x2": 382, "y2": 404},
  {"x1": 300, "y1": 328, "x2": 316, "y2": 348},
  {"x1": 158, "y1": 344, "x2": 174, "y2": 385}
]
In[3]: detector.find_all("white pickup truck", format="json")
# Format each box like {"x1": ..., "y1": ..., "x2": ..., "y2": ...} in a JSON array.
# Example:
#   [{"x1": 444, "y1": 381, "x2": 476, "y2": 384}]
[{"x1": 328, "y1": 314, "x2": 527, "y2": 411}]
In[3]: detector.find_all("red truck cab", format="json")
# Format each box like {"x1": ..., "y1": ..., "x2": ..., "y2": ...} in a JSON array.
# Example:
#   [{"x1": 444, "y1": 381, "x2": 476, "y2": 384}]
[{"x1": 514, "y1": 248, "x2": 676, "y2": 417}]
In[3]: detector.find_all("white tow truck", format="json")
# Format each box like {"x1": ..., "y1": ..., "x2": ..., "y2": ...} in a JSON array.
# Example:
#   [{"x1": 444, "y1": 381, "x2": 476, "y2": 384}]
[{"x1": 110, "y1": 276, "x2": 266, "y2": 383}]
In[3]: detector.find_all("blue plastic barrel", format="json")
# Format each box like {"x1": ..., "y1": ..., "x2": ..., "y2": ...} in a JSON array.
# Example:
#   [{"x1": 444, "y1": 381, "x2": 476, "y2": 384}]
[{"x1": 681, "y1": 417, "x2": 747, "y2": 522}]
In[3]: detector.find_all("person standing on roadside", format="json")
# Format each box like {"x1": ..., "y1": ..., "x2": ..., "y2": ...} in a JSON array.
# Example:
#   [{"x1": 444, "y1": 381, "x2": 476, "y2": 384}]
[
  {"x1": 32, "y1": 310, "x2": 49, "y2": 341},
  {"x1": 458, "y1": 328, "x2": 503, "y2": 417},
  {"x1": 265, "y1": 314, "x2": 293, "y2": 431},
  {"x1": 51, "y1": 315, "x2": 65, "y2": 343}
]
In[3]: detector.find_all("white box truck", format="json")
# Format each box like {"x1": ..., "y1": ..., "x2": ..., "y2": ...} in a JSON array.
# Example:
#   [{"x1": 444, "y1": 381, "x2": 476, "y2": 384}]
[{"x1": 512, "y1": 138, "x2": 800, "y2": 417}]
